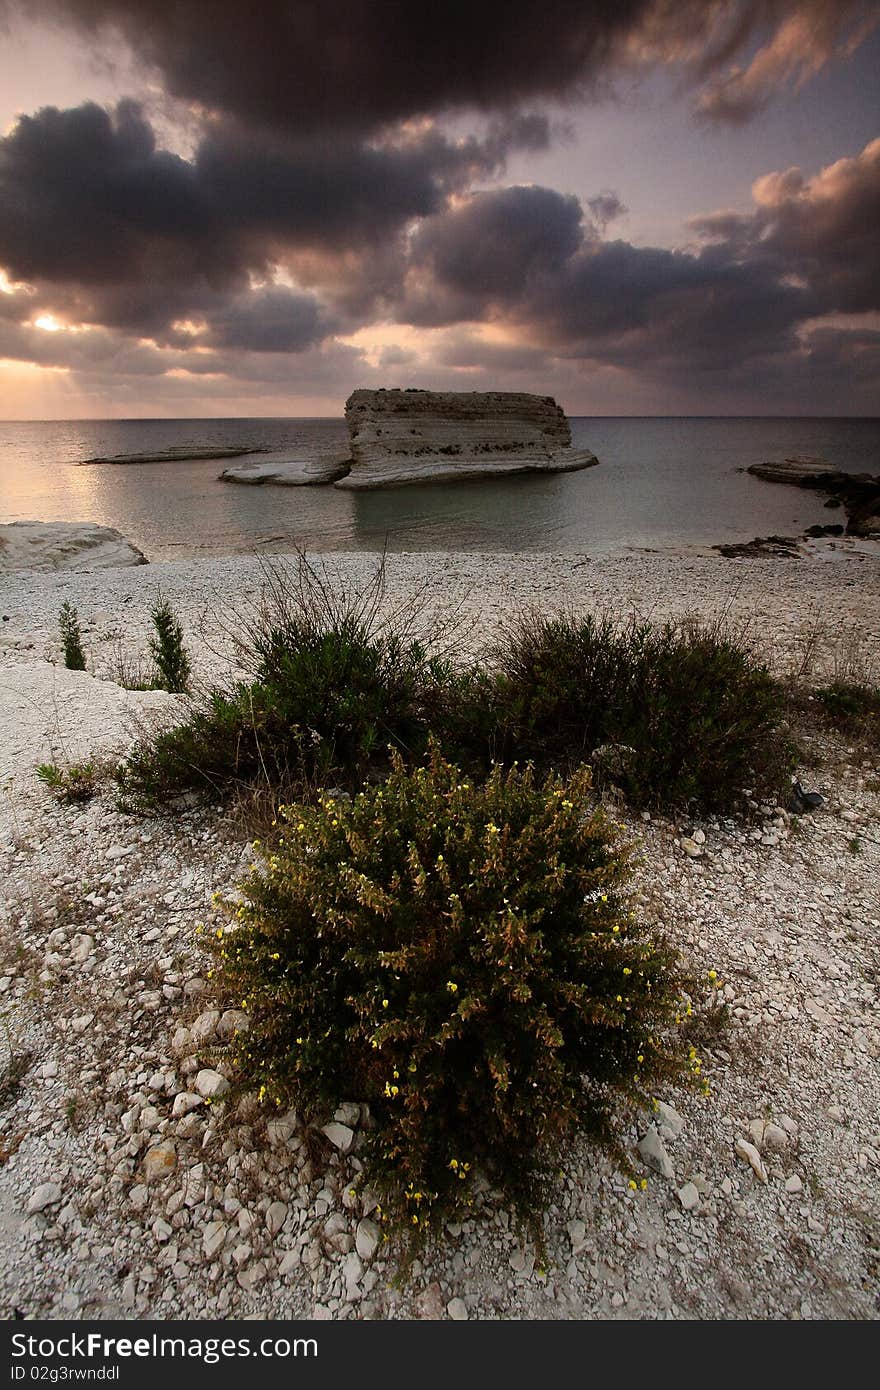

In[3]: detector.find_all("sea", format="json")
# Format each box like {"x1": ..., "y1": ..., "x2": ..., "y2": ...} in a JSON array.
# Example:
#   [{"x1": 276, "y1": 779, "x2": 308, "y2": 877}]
[{"x1": 1, "y1": 416, "x2": 878, "y2": 561}]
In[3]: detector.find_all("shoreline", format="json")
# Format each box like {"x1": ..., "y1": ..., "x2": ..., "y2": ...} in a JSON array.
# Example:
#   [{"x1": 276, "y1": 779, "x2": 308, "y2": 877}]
[{"x1": 3, "y1": 547, "x2": 879, "y2": 686}]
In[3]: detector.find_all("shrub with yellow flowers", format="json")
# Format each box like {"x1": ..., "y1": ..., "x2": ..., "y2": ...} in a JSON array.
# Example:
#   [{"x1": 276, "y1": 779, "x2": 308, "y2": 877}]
[{"x1": 218, "y1": 744, "x2": 694, "y2": 1239}]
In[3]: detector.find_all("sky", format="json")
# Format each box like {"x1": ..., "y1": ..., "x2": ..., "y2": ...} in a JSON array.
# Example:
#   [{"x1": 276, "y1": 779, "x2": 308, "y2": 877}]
[{"x1": 0, "y1": 0, "x2": 877, "y2": 418}]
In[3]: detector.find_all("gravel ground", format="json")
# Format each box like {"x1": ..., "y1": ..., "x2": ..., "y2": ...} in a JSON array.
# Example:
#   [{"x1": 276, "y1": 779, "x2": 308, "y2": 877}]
[{"x1": 0, "y1": 548, "x2": 878, "y2": 1321}]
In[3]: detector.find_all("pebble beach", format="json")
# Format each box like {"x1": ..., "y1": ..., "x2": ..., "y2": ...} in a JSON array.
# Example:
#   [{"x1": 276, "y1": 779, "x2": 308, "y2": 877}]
[{"x1": 1, "y1": 545, "x2": 879, "y2": 1320}]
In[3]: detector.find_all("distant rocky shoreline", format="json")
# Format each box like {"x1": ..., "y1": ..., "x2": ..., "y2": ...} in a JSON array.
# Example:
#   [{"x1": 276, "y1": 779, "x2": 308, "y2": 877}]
[{"x1": 747, "y1": 457, "x2": 880, "y2": 538}]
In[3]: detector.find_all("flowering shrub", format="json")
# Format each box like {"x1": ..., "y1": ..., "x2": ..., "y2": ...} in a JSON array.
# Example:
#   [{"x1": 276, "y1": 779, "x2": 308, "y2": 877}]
[{"x1": 218, "y1": 746, "x2": 693, "y2": 1236}]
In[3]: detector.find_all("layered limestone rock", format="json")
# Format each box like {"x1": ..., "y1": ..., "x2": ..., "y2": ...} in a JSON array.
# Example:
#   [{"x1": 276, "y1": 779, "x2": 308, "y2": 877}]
[
  {"x1": 0, "y1": 521, "x2": 148, "y2": 572},
  {"x1": 336, "y1": 389, "x2": 598, "y2": 489},
  {"x1": 219, "y1": 454, "x2": 350, "y2": 486}
]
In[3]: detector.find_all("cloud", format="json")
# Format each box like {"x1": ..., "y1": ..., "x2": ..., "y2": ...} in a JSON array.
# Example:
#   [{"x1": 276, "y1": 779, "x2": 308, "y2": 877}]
[
  {"x1": 404, "y1": 185, "x2": 586, "y2": 325},
  {"x1": 692, "y1": 136, "x2": 880, "y2": 314},
  {"x1": 4, "y1": 1, "x2": 875, "y2": 132},
  {"x1": 695, "y1": 1, "x2": 878, "y2": 122},
  {"x1": 0, "y1": 100, "x2": 533, "y2": 338},
  {"x1": 392, "y1": 136, "x2": 879, "y2": 390},
  {"x1": 586, "y1": 191, "x2": 628, "y2": 231}
]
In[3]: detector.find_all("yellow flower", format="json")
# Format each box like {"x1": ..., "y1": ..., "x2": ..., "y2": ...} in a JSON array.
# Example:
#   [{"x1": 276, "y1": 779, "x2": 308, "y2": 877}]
[
  {"x1": 382, "y1": 999, "x2": 389, "y2": 1008},
  {"x1": 708, "y1": 969, "x2": 717, "y2": 981},
  {"x1": 446, "y1": 981, "x2": 458, "y2": 994}
]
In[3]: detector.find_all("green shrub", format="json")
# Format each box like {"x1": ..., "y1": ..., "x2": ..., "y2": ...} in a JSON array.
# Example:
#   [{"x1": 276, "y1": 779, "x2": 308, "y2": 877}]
[
  {"x1": 218, "y1": 747, "x2": 695, "y2": 1239},
  {"x1": 149, "y1": 595, "x2": 191, "y2": 694},
  {"x1": 37, "y1": 761, "x2": 97, "y2": 803},
  {"x1": 59, "y1": 602, "x2": 86, "y2": 671},
  {"x1": 816, "y1": 681, "x2": 880, "y2": 746},
  {"x1": 119, "y1": 556, "x2": 472, "y2": 807},
  {"x1": 492, "y1": 613, "x2": 793, "y2": 810}
]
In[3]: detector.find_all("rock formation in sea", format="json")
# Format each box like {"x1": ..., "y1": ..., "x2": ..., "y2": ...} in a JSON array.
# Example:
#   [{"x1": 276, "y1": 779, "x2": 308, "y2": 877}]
[
  {"x1": 335, "y1": 388, "x2": 598, "y2": 489},
  {"x1": 219, "y1": 455, "x2": 350, "y2": 486},
  {"x1": 748, "y1": 457, "x2": 880, "y2": 537},
  {"x1": 79, "y1": 446, "x2": 266, "y2": 465},
  {"x1": 0, "y1": 521, "x2": 148, "y2": 572}
]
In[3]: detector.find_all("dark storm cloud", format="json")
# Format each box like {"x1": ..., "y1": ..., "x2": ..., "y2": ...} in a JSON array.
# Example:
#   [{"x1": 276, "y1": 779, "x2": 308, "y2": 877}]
[
  {"x1": 401, "y1": 189, "x2": 814, "y2": 367},
  {"x1": 405, "y1": 185, "x2": 586, "y2": 324},
  {"x1": 201, "y1": 286, "x2": 332, "y2": 353},
  {"x1": 0, "y1": 100, "x2": 526, "y2": 337},
  {"x1": 399, "y1": 135, "x2": 880, "y2": 379},
  {"x1": 5, "y1": 1, "x2": 875, "y2": 130},
  {"x1": 692, "y1": 137, "x2": 880, "y2": 314}
]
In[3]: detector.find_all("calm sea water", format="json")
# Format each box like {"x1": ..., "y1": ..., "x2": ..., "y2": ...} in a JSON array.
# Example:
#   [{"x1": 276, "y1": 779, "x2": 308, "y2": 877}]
[{"x1": 1, "y1": 416, "x2": 877, "y2": 560}]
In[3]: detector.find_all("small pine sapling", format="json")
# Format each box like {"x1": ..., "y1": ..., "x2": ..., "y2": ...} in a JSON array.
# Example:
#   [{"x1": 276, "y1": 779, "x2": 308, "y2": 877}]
[
  {"x1": 59, "y1": 602, "x2": 86, "y2": 671},
  {"x1": 149, "y1": 595, "x2": 191, "y2": 694}
]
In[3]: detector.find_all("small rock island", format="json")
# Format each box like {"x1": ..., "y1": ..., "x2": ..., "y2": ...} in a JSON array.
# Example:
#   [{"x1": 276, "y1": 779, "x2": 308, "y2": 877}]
[
  {"x1": 336, "y1": 388, "x2": 598, "y2": 488},
  {"x1": 219, "y1": 388, "x2": 598, "y2": 489}
]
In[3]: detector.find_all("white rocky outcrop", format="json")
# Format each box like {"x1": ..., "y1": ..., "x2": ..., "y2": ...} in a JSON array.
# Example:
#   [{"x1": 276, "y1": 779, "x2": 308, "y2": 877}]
[
  {"x1": 335, "y1": 389, "x2": 598, "y2": 488},
  {"x1": 219, "y1": 455, "x2": 351, "y2": 486},
  {"x1": 0, "y1": 521, "x2": 147, "y2": 572}
]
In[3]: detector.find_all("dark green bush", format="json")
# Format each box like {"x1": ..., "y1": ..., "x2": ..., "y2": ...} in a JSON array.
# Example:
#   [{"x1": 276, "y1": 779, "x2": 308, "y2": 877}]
[
  {"x1": 491, "y1": 612, "x2": 793, "y2": 810},
  {"x1": 59, "y1": 602, "x2": 86, "y2": 671},
  {"x1": 816, "y1": 680, "x2": 880, "y2": 746},
  {"x1": 149, "y1": 595, "x2": 191, "y2": 694},
  {"x1": 218, "y1": 747, "x2": 695, "y2": 1238},
  {"x1": 119, "y1": 556, "x2": 474, "y2": 807}
]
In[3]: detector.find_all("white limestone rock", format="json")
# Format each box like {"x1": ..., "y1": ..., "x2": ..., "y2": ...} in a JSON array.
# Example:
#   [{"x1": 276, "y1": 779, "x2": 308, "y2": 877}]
[
  {"x1": 637, "y1": 1126, "x2": 675, "y2": 1180},
  {"x1": 0, "y1": 521, "x2": 147, "y2": 572},
  {"x1": 336, "y1": 389, "x2": 598, "y2": 489},
  {"x1": 219, "y1": 454, "x2": 350, "y2": 486}
]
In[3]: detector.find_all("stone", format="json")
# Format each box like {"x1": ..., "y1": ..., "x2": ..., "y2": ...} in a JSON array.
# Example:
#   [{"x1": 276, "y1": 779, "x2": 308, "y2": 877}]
[
  {"x1": 220, "y1": 455, "x2": 351, "y2": 487},
  {"x1": 355, "y1": 1218, "x2": 380, "y2": 1262},
  {"x1": 680, "y1": 837, "x2": 703, "y2": 858},
  {"x1": 190, "y1": 1010, "x2": 221, "y2": 1045},
  {"x1": 322, "y1": 1122, "x2": 354, "y2": 1153},
  {"x1": 217, "y1": 1010, "x2": 250, "y2": 1041},
  {"x1": 171, "y1": 1027, "x2": 193, "y2": 1058},
  {"x1": 637, "y1": 1126, "x2": 675, "y2": 1180},
  {"x1": 735, "y1": 1137, "x2": 768, "y2": 1183},
  {"x1": 237, "y1": 1261, "x2": 266, "y2": 1291},
  {"x1": 278, "y1": 1249, "x2": 300, "y2": 1276},
  {"x1": 762, "y1": 1123, "x2": 790, "y2": 1154},
  {"x1": 334, "y1": 1102, "x2": 361, "y2": 1127},
  {"x1": 265, "y1": 1202, "x2": 288, "y2": 1236},
  {"x1": 447, "y1": 1297, "x2": 469, "y2": 1320},
  {"x1": 678, "y1": 1182, "x2": 700, "y2": 1211},
  {"x1": 336, "y1": 389, "x2": 598, "y2": 490},
  {"x1": 0, "y1": 520, "x2": 148, "y2": 573},
  {"x1": 144, "y1": 1142, "x2": 176, "y2": 1182},
  {"x1": 171, "y1": 1091, "x2": 203, "y2": 1118},
  {"x1": 714, "y1": 535, "x2": 802, "y2": 560},
  {"x1": 27, "y1": 1182, "x2": 62, "y2": 1214},
  {"x1": 194, "y1": 1069, "x2": 230, "y2": 1099},
  {"x1": 265, "y1": 1111, "x2": 299, "y2": 1145},
  {"x1": 655, "y1": 1101, "x2": 685, "y2": 1139},
  {"x1": 566, "y1": 1218, "x2": 587, "y2": 1252},
  {"x1": 202, "y1": 1222, "x2": 227, "y2": 1259},
  {"x1": 785, "y1": 1174, "x2": 803, "y2": 1194},
  {"x1": 70, "y1": 933, "x2": 94, "y2": 963},
  {"x1": 590, "y1": 743, "x2": 637, "y2": 783}
]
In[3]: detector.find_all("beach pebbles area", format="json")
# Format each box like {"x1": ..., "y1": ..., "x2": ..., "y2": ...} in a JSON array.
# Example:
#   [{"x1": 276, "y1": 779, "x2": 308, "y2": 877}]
[{"x1": 0, "y1": 549, "x2": 878, "y2": 1320}]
